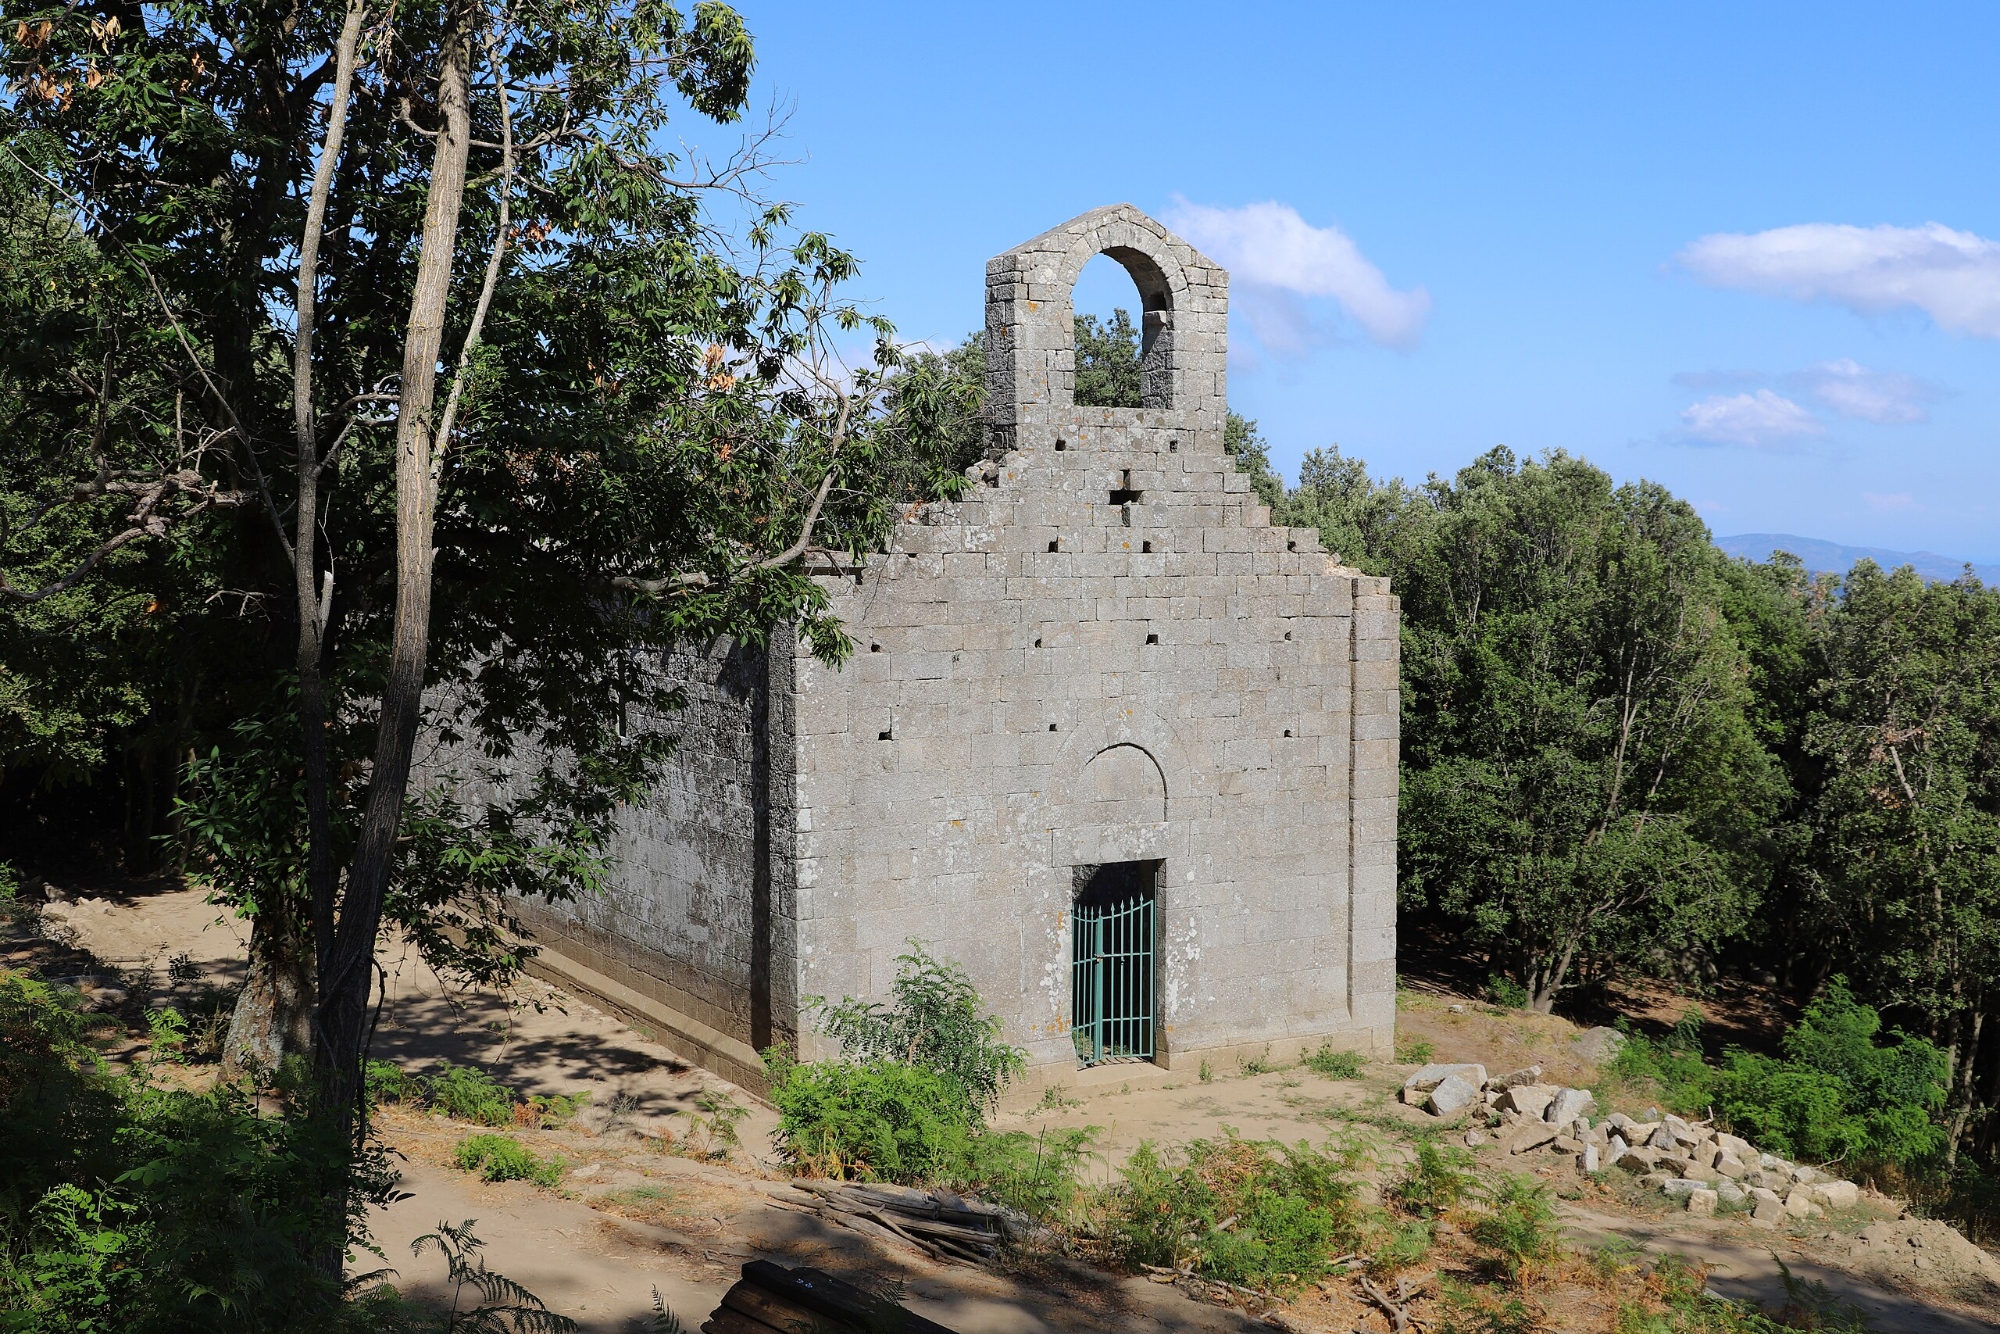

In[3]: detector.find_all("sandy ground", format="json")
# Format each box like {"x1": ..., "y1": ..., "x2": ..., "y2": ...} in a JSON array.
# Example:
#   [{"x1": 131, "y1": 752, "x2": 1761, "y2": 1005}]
[{"x1": 28, "y1": 877, "x2": 2000, "y2": 1334}]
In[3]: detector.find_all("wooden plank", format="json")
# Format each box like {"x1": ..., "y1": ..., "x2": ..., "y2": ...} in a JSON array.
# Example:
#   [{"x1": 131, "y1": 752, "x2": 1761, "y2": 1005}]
[
  {"x1": 739, "y1": 1261, "x2": 960, "y2": 1334},
  {"x1": 719, "y1": 1281, "x2": 823, "y2": 1334},
  {"x1": 700, "y1": 1306, "x2": 782, "y2": 1334}
]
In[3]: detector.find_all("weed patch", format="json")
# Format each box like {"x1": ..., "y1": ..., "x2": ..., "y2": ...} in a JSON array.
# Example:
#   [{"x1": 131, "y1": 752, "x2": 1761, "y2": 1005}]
[
  {"x1": 1396, "y1": 1035, "x2": 1436, "y2": 1065},
  {"x1": 1099, "y1": 1133, "x2": 1366, "y2": 1291},
  {"x1": 454, "y1": 1133, "x2": 564, "y2": 1187},
  {"x1": 1304, "y1": 1042, "x2": 1365, "y2": 1079}
]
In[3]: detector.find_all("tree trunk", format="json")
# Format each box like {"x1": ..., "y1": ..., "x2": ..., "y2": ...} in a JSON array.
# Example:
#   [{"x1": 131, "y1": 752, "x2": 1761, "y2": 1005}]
[
  {"x1": 220, "y1": 0, "x2": 369, "y2": 1083},
  {"x1": 311, "y1": 5, "x2": 472, "y2": 1169},
  {"x1": 223, "y1": 900, "x2": 315, "y2": 1077}
]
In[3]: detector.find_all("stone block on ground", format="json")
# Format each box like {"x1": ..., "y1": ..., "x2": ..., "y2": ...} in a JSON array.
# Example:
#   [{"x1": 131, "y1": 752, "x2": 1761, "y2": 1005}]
[
  {"x1": 1507, "y1": 1121, "x2": 1560, "y2": 1155},
  {"x1": 1716, "y1": 1132, "x2": 1755, "y2": 1161},
  {"x1": 1686, "y1": 1188, "x2": 1719, "y2": 1217},
  {"x1": 1484, "y1": 1065, "x2": 1543, "y2": 1091},
  {"x1": 1496, "y1": 1084, "x2": 1557, "y2": 1119},
  {"x1": 1426, "y1": 1074, "x2": 1480, "y2": 1116},
  {"x1": 1715, "y1": 1154, "x2": 1747, "y2": 1180},
  {"x1": 1546, "y1": 1087, "x2": 1597, "y2": 1124},
  {"x1": 1717, "y1": 1181, "x2": 1747, "y2": 1206},
  {"x1": 1615, "y1": 1147, "x2": 1661, "y2": 1173},
  {"x1": 1661, "y1": 1177, "x2": 1707, "y2": 1198},
  {"x1": 1582, "y1": 1143, "x2": 1601, "y2": 1173},
  {"x1": 1402, "y1": 1063, "x2": 1487, "y2": 1102},
  {"x1": 1812, "y1": 1180, "x2": 1858, "y2": 1211},
  {"x1": 1783, "y1": 1187, "x2": 1818, "y2": 1218},
  {"x1": 1574, "y1": 1026, "x2": 1627, "y2": 1063}
]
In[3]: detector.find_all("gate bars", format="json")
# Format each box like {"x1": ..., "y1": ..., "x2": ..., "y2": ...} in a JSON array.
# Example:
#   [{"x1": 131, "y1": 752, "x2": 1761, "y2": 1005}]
[{"x1": 1070, "y1": 890, "x2": 1156, "y2": 1065}]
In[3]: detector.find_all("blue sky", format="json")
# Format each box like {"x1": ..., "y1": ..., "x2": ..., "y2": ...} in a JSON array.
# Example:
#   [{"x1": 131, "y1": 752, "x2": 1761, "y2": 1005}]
[{"x1": 727, "y1": 3, "x2": 1999, "y2": 562}]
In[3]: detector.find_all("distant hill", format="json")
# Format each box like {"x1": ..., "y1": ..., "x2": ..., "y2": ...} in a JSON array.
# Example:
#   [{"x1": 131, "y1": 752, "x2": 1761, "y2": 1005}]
[{"x1": 1717, "y1": 533, "x2": 2000, "y2": 586}]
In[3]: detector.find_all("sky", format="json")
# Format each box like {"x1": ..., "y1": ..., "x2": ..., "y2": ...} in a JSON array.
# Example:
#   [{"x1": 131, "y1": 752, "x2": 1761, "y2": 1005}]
[{"x1": 719, "y1": 2, "x2": 1999, "y2": 562}]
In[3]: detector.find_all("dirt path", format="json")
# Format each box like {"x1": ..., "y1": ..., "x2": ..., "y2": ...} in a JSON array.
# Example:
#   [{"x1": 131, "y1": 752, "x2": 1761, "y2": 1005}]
[{"x1": 33, "y1": 876, "x2": 2000, "y2": 1333}]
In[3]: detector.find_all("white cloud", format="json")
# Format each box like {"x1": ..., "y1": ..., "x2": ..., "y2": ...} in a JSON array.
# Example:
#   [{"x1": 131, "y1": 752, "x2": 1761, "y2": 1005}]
[
  {"x1": 1678, "y1": 222, "x2": 2000, "y2": 337},
  {"x1": 1166, "y1": 197, "x2": 1432, "y2": 349},
  {"x1": 1679, "y1": 389, "x2": 1825, "y2": 448},
  {"x1": 1863, "y1": 491, "x2": 1920, "y2": 513},
  {"x1": 1787, "y1": 358, "x2": 1940, "y2": 424}
]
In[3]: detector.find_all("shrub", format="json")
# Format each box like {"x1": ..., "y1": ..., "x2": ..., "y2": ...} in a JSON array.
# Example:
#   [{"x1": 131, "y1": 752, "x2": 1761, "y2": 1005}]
[
  {"x1": 1599, "y1": 1012, "x2": 1716, "y2": 1117},
  {"x1": 1712, "y1": 982, "x2": 1945, "y2": 1170},
  {"x1": 365, "y1": 1059, "x2": 427, "y2": 1109},
  {"x1": 806, "y1": 942, "x2": 1026, "y2": 1112},
  {"x1": 1486, "y1": 975, "x2": 1530, "y2": 1010},
  {"x1": 454, "y1": 1134, "x2": 564, "y2": 1188},
  {"x1": 1396, "y1": 1036, "x2": 1436, "y2": 1065},
  {"x1": 1390, "y1": 1140, "x2": 1479, "y2": 1217},
  {"x1": 428, "y1": 1062, "x2": 519, "y2": 1126},
  {"x1": 1468, "y1": 1175, "x2": 1561, "y2": 1283},
  {"x1": 960, "y1": 1125, "x2": 1097, "y2": 1222},
  {"x1": 766, "y1": 1054, "x2": 974, "y2": 1182},
  {"x1": 1102, "y1": 1133, "x2": 1364, "y2": 1290},
  {"x1": 1304, "y1": 1043, "x2": 1365, "y2": 1079},
  {"x1": 0, "y1": 971, "x2": 401, "y2": 1329}
]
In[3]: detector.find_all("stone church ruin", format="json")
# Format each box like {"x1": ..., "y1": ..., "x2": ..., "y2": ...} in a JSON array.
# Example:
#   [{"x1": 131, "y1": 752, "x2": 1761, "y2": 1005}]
[{"x1": 514, "y1": 204, "x2": 1401, "y2": 1096}]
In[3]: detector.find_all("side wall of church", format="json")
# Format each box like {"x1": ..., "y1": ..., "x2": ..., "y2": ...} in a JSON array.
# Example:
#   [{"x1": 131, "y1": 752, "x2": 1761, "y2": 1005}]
[{"x1": 507, "y1": 637, "x2": 792, "y2": 1086}]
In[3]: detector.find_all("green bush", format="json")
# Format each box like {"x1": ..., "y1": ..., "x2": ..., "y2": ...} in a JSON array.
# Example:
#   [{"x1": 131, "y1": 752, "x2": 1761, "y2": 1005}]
[
  {"x1": 1390, "y1": 1140, "x2": 1480, "y2": 1217},
  {"x1": 1713, "y1": 982, "x2": 1945, "y2": 1170},
  {"x1": 1304, "y1": 1043, "x2": 1364, "y2": 1080},
  {"x1": 767, "y1": 1054, "x2": 975, "y2": 1182},
  {"x1": 805, "y1": 942, "x2": 1026, "y2": 1113},
  {"x1": 1600, "y1": 1010, "x2": 1716, "y2": 1116},
  {"x1": 453, "y1": 1134, "x2": 564, "y2": 1188},
  {"x1": 1467, "y1": 1175, "x2": 1561, "y2": 1283},
  {"x1": 364, "y1": 1059, "x2": 426, "y2": 1109},
  {"x1": 428, "y1": 1061, "x2": 520, "y2": 1126},
  {"x1": 1486, "y1": 975, "x2": 1530, "y2": 1010},
  {"x1": 1604, "y1": 985, "x2": 1946, "y2": 1173},
  {"x1": 0, "y1": 970, "x2": 400, "y2": 1331},
  {"x1": 1396, "y1": 1036, "x2": 1436, "y2": 1065},
  {"x1": 1102, "y1": 1133, "x2": 1364, "y2": 1290}
]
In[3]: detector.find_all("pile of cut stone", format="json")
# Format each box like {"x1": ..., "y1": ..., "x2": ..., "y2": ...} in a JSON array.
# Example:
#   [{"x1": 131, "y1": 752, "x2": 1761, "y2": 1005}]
[{"x1": 1400, "y1": 1062, "x2": 1861, "y2": 1226}]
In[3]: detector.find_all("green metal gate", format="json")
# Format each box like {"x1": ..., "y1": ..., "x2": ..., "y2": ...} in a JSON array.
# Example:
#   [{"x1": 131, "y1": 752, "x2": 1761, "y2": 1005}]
[{"x1": 1071, "y1": 887, "x2": 1156, "y2": 1066}]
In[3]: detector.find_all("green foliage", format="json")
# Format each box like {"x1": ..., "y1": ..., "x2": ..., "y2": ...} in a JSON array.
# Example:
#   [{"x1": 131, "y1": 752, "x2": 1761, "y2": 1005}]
[
  {"x1": 765, "y1": 1053, "x2": 976, "y2": 1182},
  {"x1": 0, "y1": 971, "x2": 397, "y2": 1330},
  {"x1": 807, "y1": 942, "x2": 1025, "y2": 1113},
  {"x1": 1486, "y1": 975, "x2": 1530, "y2": 1009},
  {"x1": 1601, "y1": 1012, "x2": 1717, "y2": 1117},
  {"x1": 1369, "y1": 1217, "x2": 1435, "y2": 1276},
  {"x1": 1713, "y1": 982, "x2": 1946, "y2": 1169},
  {"x1": 1467, "y1": 1174, "x2": 1562, "y2": 1283},
  {"x1": 430, "y1": 1063, "x2": 521, "y2": 1128},
  {"x1": 1102, "y1": 1134, "x2": 1364, "y2": 1290},
  {"x1": 410, "y1": 1220, "x2": 579, "y2": 1333},
  {"x1": 1239, "y1": 1045, "x2": 1282, "y2": 1075},
  {"x1": 1390, "y1": 1140, "x2": 1480, "y2": 1216},
  {"x1": 1304, "y1": 1042, "x2": 1364, "y2": 1079},
  {"x1": 1222, "y1": 413, "x2": 1286, "y2": 511},
  {"x1": 1396, "y1": 1036, "x2": 1436, "y2": 1065},
  {"x1": 1073, "y1": 310, "x2": 1142, "y2": 408},
  {"x1": 1382, "y1": 447, "x2": 1784, "y2": 1010},
  {"x1": 453, "y1": 1135, "x2": 565, "y2": 1189},
  {"x1": 671, "y1": 1091, "x2": 747, "y2": 1159}
]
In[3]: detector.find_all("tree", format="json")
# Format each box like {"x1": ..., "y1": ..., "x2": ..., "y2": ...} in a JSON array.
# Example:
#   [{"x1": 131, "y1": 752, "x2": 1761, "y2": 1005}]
[
  {"x1": 1388, "y1": 448, "x2": 1783, "y2": 1010},
  {"x1": 4, "y1": 0, "x2": 893, "y2": 1283},
  {"x1": 1798, "y1": 563, "x2": 2000, "y2": 1160},
  {"x1": 1073, "y1": 308, "x2": 1141, "y2": 408}
]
